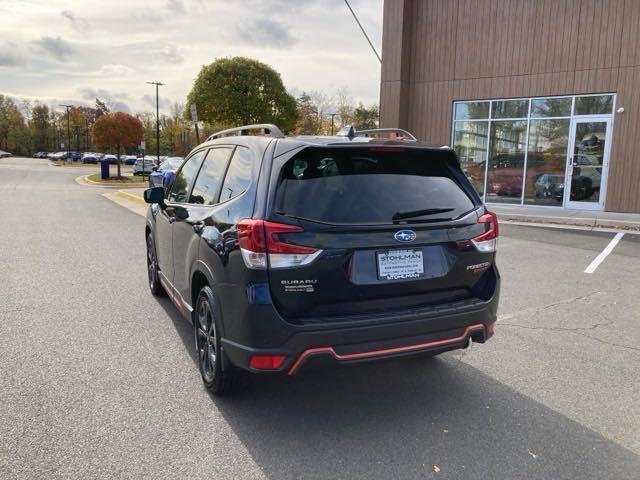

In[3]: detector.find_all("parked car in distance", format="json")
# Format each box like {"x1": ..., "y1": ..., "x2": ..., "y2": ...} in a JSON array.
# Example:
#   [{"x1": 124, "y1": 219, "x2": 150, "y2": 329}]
[
  {"x1": 48, "y1": 152, "x2": 68, "y2": 161},
  {"x1": 534, "y1": 174, "x2": 564, "y2": 199},
  {"x1": 489, "y1": 175, "x2": 522, "y2": 197},
  {"x1": 81, "y1": 153, "x2": 99, "y2": 164},
  {"x1": 143, "y1": 125, "x2": 500, "y2": 394},
  {"x1": 133, "y1": 156, "x2": 158, "y2": 175},
  {"x1": 122, "y1": 155, "x2": 138, "y2": 165},
  {"x1": 102, "y1": 154, "x2": 118, "y2": 164},
  {"x1": 33, "y1": 151, "x2": 49, "y2": 158},
  {"x1": 0, "y1": 150, "x2": 13, "y2": 158},
  {"x1": 68, "y1": 151, "x2": 82, "y2": 161},
  {"x1": 148, "y1": 157, "x2": 183, "y2": 188}
]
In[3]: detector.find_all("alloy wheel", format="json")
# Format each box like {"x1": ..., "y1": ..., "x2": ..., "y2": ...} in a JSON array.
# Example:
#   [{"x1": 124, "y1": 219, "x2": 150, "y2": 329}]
[
  {"x1": 146, "y1": 236, "x2": 157, "y2": 290},
  {"x1": 195, "y1": 298, "x2": 217, "y2": 382}
]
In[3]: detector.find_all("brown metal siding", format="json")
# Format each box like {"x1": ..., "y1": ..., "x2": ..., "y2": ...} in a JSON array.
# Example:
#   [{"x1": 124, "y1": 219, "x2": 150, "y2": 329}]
[{"x1": 381, "y1": 0, "x2": 640, "y2": 212}]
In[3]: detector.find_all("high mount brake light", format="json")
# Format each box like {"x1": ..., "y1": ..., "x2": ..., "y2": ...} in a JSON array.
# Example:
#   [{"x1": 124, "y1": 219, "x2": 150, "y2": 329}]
[
  {"x1": 237, "y1": 219, "x2": 322, "y2": 269},
  {"x1": 456, "y1": 211, "x2": 499, "y2": 253}
]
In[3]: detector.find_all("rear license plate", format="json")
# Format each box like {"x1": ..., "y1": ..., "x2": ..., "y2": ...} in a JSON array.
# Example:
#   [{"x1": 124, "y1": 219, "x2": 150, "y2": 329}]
[{"x1": 376, "y1": 249, "x2": 425, "y2": 280}]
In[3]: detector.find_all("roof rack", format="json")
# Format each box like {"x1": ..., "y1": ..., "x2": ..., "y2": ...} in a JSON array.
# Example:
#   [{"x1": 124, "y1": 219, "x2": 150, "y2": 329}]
[
  {"x1": 206, "y1": 124, "x2": 285, "y2": 142},
  {"x1": 355, "y1": 128, "x2": 417, "y2": 141}
]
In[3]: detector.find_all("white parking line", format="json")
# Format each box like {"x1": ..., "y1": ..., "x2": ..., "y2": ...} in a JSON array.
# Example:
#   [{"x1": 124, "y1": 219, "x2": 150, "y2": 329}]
[{"x1": 584, "y1": 232, "x2": 625, "y2": 274}]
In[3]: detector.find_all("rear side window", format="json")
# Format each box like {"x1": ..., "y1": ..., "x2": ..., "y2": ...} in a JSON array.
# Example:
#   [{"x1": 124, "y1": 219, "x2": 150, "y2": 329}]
[
  {"x1": 189, "y1": 148, "x2": 232, "y2": 205},
  {"x1": 168, "y1": 150, "x2": 207, "y2": 203},
  {"x1": 273, "y1": 148, "x2": 475, "y2": 224},
  {"x1": 219, "y1": 146, "x2": 252, "y2": 203}
]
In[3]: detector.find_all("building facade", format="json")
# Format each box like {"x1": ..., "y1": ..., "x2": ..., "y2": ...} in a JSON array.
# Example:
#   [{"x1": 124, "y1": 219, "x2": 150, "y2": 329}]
[{"x1": 380, "y1": 0, "x2": 640, "y2": 213}]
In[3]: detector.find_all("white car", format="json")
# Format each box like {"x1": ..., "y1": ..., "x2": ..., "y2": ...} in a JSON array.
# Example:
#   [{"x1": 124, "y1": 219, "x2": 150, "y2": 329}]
[
  {"x1": 0, "y1": 150, "x2": 12, "y2": 158},
  {"x1": 133, "y1": 156, "x2": 158, "y2": 175}
]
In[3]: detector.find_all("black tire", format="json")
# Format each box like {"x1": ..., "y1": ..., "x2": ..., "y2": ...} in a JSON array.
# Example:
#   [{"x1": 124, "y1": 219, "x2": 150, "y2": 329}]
[
  {"x1": 146, "y1": 234, "x2": 166, "y2": 296},
  {"x1": 194, "y1": 286, "x2": 243, "y2": 395}
]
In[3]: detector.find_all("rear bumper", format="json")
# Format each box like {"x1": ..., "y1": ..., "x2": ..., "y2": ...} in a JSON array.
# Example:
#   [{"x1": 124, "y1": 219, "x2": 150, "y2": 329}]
[{"x1": 220, "y1": 298, "x2": 498, "y2": 375}]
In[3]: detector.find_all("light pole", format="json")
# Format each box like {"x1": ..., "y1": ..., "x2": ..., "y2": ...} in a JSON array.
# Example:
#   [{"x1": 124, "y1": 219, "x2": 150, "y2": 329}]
[
  {"x1": 328, "y1": 113, "x2": 338, "y2": 135},
  {"x1": 59, "y1": 105, "x2": 72, "y2": 159},
  {"x1": 146, "y1": 81, "x2": 165, "y2": 167},
  {"x1": 73, "y1": 125, "x2": 81, "y2": 153}
]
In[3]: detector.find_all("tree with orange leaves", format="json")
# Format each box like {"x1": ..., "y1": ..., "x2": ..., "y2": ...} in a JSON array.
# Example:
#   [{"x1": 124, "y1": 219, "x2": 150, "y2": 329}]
[{"x1": 91, "y1": 112, "x2": 143, "y2": 178}]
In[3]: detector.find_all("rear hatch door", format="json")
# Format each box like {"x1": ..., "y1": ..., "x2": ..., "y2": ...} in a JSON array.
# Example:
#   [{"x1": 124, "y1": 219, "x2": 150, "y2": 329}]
[{"x1": 266, "y1": 146, "x2": 493, "y2": 323}]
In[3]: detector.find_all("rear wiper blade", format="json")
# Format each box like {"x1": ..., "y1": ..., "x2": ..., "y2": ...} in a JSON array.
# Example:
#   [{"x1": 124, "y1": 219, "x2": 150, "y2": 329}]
[{"x1": 392, "y1": 208, "x2": 455, "y2": 222}]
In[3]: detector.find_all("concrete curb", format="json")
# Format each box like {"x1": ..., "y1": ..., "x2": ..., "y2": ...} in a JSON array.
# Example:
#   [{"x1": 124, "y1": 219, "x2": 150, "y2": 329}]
[
  {"x1": 76, "y1": 174, "x2": 147, "y2": 188},
  {"x1": 496, "y1": 213, "x2": 640, "y2": 231},
  {"x1": 115, "y1": 190, "x2": 146, "y2": 205}
]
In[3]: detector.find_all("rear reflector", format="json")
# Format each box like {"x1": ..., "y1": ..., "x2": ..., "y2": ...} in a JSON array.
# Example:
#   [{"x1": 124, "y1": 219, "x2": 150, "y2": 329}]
[
  {"x1": 249, "y1": 355, "x2": 286, "y2": 370},
  {"x1": 237, "y1": 219, "x2": 322, "y2": 269}
]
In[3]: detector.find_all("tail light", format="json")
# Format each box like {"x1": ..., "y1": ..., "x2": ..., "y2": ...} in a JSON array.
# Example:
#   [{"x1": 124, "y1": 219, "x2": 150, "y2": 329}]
[
  {"x1": 472, "y1": 211, "x2": 499, "y2": 252},
  {"x1": 456, "y1": 210, "x2": 499, "y2": 253},
  {"x1": 237, "y1": 219, "x2": 322, "y2": 269}
]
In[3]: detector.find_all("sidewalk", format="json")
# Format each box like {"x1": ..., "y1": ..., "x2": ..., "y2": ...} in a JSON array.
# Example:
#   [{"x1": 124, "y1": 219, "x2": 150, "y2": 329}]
[{"x1": 490, "y1": 204, "x2": 640, "y2": 231}]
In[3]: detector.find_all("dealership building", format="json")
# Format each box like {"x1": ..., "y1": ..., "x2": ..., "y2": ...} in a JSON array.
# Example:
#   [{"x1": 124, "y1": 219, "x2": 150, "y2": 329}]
[{"x1": 380, "y1": 0, "x2": 640, "y2": 213}]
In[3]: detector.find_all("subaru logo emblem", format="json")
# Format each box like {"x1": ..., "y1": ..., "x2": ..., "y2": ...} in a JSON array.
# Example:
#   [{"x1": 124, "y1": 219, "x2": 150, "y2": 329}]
[{"x1": 394, "y1": 230, "x2": 416, "y2": 242}]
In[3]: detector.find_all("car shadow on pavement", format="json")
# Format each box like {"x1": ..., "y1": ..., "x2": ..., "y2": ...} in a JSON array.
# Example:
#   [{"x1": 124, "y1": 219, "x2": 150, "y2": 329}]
[
  {"x1": 155, "y1": 297, "x2": 640, "y2": 480},
  {"x1": 215, "y1": 359, "x2": 639, "y2": 480}
]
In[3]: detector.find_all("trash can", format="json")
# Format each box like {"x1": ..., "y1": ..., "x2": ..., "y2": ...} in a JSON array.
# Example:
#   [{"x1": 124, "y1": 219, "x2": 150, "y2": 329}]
[{"x1": 100, "y1": 158, "x2": 110, "y2": 179}]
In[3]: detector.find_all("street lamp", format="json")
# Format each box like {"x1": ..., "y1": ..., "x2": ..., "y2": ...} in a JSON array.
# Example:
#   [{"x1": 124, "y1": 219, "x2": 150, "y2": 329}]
[
  {"x1": 146, "y1": 81, "x2": 165, "y2": 167},
  {"x1": 59, "y1": 105, "x2": 72, "y2": 159},
  {"x1": 328, "y1": 113, "x2": 338, "y2": 135}
]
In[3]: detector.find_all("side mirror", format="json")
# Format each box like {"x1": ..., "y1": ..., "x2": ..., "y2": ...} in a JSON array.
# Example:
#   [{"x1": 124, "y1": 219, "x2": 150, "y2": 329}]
[
  {"x1": 143, "y1": 186, "x2": 165, "y2": 204},
  {"x1": 151, "y1": 166, "x2": 158, "y2": 172}
]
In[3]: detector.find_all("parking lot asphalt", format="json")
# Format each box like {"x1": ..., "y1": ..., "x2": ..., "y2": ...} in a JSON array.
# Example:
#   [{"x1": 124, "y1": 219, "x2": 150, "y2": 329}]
[{"x1": 1, "y1": 157, "x2": 638, "y2": 480}]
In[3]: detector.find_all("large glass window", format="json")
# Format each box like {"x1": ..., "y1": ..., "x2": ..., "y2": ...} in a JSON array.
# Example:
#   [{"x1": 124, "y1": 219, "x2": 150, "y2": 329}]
[
  {"x1": 531, "y1": 98, "x2": 572, "y2": 117},
  {"x1": 492, "y1": 99, "x2": 529, "y2": 119},
  {"x1": 453, "y1": 121, "x2": 488, "y2": 196},
  {"x1": 574, "y1": 95, "x2": 614, "y2": 115},
  {"x1": 451, "y1": 93, "x2": 613, "y2": 207},
  {"x1": 454, "y1": 102, "x2": 489, "y2": 120},
  {"x1": 524, "y1": 120, "x2": 570, "y2": 206},
  {"x1": 486, "y1": 121, "x2": 527, "y2": 204}
]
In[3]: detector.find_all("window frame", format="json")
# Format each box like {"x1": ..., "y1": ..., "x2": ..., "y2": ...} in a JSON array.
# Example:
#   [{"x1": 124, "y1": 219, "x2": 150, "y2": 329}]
[
  {"x1": 166, "y1": 145, "x2": 237, "y2": 206},
  {"x1": 187, "y1": 146, "x2": 235, "y2": 206},
  {"x1": 166, "y1": 148, "x2": 209, "y2": 205},
  {"x1": 217, "y1": 145, "x2": 255, "y2": 205}
]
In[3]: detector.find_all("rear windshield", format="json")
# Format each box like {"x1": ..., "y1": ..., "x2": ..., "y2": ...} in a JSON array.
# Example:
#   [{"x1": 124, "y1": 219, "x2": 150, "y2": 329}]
[{"x1": 273, "y1": 147, "x2": 475, "y2": 225}]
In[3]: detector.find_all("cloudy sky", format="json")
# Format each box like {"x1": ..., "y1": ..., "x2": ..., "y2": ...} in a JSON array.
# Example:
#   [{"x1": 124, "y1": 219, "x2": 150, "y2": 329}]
[{"x1": 0, "y1": 0, "x2": 383, "y2": 115}]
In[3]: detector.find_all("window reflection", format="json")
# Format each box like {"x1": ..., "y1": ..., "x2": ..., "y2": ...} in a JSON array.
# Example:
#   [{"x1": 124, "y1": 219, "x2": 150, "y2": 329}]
[
  {"x1": 531, "y1": 98, "x2": 572, "y2": 117},
  {"x1": 486, "y1": 121, "x2": 527, "y2": 204},
  {"x1": 453, "y1": 121, "x2": 488, "y2": 196},
  {"x1": 454, "y1": 102, "x2": 490, "y2": 120},
  {"x1": 524, "y1": 119, "x2": 570, "y2": 206},
  {"x1": 574, "y1": 95, "x2": 613, "y2": 115},
  {"x1": 491, "y1": 100, "x2": 528, "y2": 119},
  {"x1": 571, "y1": 122, "x2": 606, "y2": 202},
  {"x1": 452, "y1": 94, "x2": 613, "y2": 207}
]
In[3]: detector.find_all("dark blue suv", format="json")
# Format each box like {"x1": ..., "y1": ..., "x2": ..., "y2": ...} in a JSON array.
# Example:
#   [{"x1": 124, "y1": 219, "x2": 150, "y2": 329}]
[{"x1": 144, "y1": 125, "x2": 500, "y2": 394}]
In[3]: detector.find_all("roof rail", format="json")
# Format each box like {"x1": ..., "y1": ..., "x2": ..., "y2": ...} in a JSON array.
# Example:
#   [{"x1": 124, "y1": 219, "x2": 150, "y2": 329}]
[
  {"x1": 356, "y1": 128, "x2": 417, "y2": 141},
  {"x1": 206, "y1": 124, "x2": 285, "y2": 142}
]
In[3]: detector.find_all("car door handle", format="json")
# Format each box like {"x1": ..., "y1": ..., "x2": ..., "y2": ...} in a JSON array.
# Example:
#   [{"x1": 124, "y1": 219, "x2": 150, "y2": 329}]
[
  {"x1": 193, "y1": 221, "x2": 205, "y2": 234},
  {"x1": 168, "y1": 216, "x2": 176, "y2": 224}
]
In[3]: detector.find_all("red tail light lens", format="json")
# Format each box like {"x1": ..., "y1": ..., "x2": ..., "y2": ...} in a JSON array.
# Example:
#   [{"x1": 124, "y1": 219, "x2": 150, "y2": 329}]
[
  {"x1": 472, "y1": 211, "x2": 499, "y2": 252},
  {"x1": 249, "y1": 354, "x2": 286, "y2": 370},
  {"x1": 237, "y1": 219, "x2": 321, "y2": 269}
]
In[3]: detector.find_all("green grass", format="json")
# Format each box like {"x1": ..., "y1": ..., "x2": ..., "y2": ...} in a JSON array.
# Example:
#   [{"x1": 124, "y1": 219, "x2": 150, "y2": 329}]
[{"x1": 86, "y1": 173, "x2": 146, "y2": 184}]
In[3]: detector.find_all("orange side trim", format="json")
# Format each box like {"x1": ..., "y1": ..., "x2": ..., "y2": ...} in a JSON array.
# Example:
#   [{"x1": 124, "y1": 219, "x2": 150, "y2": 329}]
[{"x1": 287, "y1": 323, "x2": 485, "y2": 375}]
